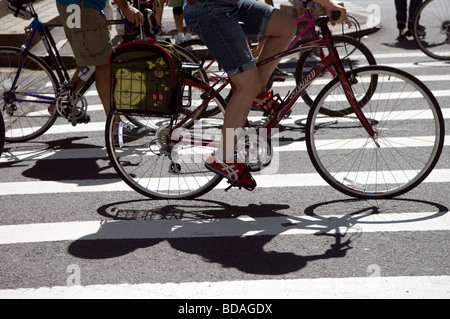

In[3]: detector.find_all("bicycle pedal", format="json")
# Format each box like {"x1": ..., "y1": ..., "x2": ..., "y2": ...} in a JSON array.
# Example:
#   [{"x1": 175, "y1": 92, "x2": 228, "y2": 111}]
[
  {"x1": 224, "y1": 179, "x2": 256, "y2": 192},
  {"x1": 78, "y1": 114, "x2": 91, "y2": 124}
]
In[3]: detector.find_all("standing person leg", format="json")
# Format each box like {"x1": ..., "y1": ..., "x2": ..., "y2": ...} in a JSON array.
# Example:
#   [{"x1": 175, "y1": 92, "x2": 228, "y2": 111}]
[
  {"x1": 154, "y1": 0, "x2": 164, "y2": 25},
  {"x1": 409, "y1": 0, "x2": 423, "y2": 21},
  {"x1": 395, "y1": 0, "x2": 408, "y2": 37},
  {"x1": 172, "y1": 4, "x2": 186, "y2": 44},
  {"x1": 407, "y1": 0, "x2": 423, "y2": 33}
]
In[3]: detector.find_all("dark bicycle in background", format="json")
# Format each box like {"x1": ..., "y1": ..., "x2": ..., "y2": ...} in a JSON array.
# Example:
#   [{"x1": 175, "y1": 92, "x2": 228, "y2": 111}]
[
  {"x1": 0, "y1": 0, "x2": 201, "y2": 143},
  {"x1": 412, "y1": 0, "x2": 450, "y2": 60}
]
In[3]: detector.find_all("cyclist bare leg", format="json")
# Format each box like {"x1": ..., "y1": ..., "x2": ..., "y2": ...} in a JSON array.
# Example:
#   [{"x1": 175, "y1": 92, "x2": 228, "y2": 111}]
[
  {"x1": 219, "y1": 67, "x2": 263, "y2": 159},
  {"x1": 94, "y1": 64, "x2": 112, "y2": 116}
]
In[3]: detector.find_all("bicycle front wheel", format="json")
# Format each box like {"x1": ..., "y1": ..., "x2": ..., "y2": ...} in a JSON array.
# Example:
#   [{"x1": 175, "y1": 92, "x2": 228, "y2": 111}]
[
  {"x1": 413, "y1": 0, "x2": 450, "y2": 60},
  {"x1": 0, "y1": 47, "x2": 58, "y2": 142},
  {"x1": 105, "y1": 78, "x2": 226, "y2": 199},
  {"x1": 306, "y1": 65, "x2": 445, "y2": 199}
]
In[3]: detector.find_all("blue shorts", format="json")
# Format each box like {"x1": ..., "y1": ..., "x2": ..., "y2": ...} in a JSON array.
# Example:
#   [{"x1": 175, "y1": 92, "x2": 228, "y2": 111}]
[{"x1": 184, "y1": 0, "x2": 274, "y2": 76}]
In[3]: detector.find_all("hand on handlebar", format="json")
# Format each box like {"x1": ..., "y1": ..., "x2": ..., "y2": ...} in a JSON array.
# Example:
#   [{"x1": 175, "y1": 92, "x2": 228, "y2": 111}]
[
  {"x1": 316, "y1": 0, "x2": 352, "y2": 26},
  {"x1": 121, "y1": 2, "x2": 145, "y2": 27}
]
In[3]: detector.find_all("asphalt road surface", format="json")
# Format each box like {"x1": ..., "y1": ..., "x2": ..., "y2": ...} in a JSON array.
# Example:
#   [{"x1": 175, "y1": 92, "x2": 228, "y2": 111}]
[{"x1": 0, "y1": 0, "x2": 449, "y2": 299}]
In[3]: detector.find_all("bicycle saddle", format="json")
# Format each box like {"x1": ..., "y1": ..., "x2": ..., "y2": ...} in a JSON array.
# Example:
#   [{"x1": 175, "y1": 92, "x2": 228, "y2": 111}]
[{"x1": 8, "y1": 0, "x2": 37, "y2": 5}]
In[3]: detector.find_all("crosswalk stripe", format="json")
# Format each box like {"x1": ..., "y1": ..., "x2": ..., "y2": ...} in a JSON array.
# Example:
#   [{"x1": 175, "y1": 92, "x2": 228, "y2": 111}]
[
  {"x1": 1, "y1": 275, "x2": 449, "y2": 298},
  {"x1": 0, "y1": 169, "x2": 448, "y2": 196},
  {"x1": 0, "y1": 211, "x2": 448, "y2": 245}
]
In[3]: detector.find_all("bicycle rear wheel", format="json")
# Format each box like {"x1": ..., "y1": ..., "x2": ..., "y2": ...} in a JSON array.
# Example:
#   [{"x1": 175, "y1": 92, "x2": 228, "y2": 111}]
[
  {"x1": 306, "y1": 66, "x2": 445, "y2": 199},
  {"x1": 105, "y1": 77, "x2": 226, "y2": 199},
  {"x1": 413, "y1": 0, "x2": 450, "y2": 60},
  {"x1": 0, "y1": 47, "x2": 58, "y2": 142}
]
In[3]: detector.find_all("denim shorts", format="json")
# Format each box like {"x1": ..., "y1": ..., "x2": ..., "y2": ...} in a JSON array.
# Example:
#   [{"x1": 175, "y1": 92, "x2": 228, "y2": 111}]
[{"x1": 184, "y1": 0, "x2": 274, "y2": 76}]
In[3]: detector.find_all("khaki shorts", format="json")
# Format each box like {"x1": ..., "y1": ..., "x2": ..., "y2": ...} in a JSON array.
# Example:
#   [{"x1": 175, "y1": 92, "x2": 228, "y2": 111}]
[{"x1": 57, "y1": 1, "x2": 112, "y2": 66}]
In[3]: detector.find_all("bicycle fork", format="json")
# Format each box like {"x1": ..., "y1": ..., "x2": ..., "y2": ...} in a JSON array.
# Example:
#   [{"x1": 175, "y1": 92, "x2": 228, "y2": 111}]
[{"x1": 329, "y1": 44, "x2": 379, "y2": 147}]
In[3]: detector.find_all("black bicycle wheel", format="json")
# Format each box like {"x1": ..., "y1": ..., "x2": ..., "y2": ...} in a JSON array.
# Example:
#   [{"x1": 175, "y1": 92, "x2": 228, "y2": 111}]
[
  {"x1": 412, "y1": 0, "x2": 450, "y2": 61},
  {"x1": 0, "y1": 46, "x2": 58, "y2": 142},
  {"x1": 306, "y1": 65, "x2": 444, "y2": 199},
  {"x1": 295, "y1": 35, "x2": 377, "y2": 115}
]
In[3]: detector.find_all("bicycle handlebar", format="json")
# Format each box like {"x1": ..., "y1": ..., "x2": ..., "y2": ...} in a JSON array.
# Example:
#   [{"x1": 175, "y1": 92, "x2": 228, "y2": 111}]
[{"x1": 331, "y1": 11, "x2": 341, "y2": 22}]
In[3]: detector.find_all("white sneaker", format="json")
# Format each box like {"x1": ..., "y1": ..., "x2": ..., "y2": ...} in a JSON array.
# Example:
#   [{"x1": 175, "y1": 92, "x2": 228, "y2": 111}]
[{"x1": 174, "y1": 33, "x2": 185, "y2": 45}]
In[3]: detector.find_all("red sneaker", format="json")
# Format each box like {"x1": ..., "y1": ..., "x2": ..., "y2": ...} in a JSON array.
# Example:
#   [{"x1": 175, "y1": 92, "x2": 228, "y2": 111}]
[
  {"x1": 205, "y1": 154, "x2": 256, "y2": 190},
  {"x1": 251, "y1": 89, "x2": 280, "y2": 112}
]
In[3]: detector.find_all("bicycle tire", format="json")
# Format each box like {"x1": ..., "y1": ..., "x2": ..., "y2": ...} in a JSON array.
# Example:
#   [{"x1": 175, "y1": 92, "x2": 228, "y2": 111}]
[
  {"x1": 0, "y1": 111, "x2": 4, "y2": 158},
  {"x1": 0, "y1": 46, "x2": 59, "y2": 142},
  {"x1": 412, "y1": 0, "x2": 450, "y2": 61},
  {"x1": 295, "y1": 35, "x2": 377, "y2": 114},
  {"x1": 105, "y1": 76, "x2": 226, "y2": 199},
  {"x1": 306, "y1": 65, "x2": 445, "y2": 199}
]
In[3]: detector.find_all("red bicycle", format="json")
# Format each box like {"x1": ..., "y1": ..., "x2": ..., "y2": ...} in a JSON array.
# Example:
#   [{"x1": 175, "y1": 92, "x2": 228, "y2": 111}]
[{"x1": 105, "y1": 13, "x2": 445, "y2": 200}]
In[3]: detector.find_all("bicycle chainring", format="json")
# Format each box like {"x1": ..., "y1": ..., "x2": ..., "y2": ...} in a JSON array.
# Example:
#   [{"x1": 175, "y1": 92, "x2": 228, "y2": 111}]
[{"x1": 55, "y1": 91, "x2": 88, "y2": 126}]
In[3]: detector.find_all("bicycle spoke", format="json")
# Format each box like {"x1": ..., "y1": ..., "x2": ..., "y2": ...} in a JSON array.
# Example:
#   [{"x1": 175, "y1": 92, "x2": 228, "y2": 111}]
[{"x1": 413, "y1": 0, "x2": 450, "y2": 60}]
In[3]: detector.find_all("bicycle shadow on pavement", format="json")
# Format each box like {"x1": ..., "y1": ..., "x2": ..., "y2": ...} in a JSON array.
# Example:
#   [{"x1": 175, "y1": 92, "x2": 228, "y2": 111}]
[
  {"x1": 16, "y1": 137, "x2": 118, "y2": 183},
  {"x1": 67, "y1": 197, "x2": 448, "y2": 276}
]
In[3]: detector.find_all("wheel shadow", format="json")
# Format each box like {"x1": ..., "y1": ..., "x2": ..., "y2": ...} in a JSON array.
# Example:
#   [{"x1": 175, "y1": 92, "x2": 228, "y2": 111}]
[{"x1": 67, "y1": 197, "x2": 448, "y2": 276}]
